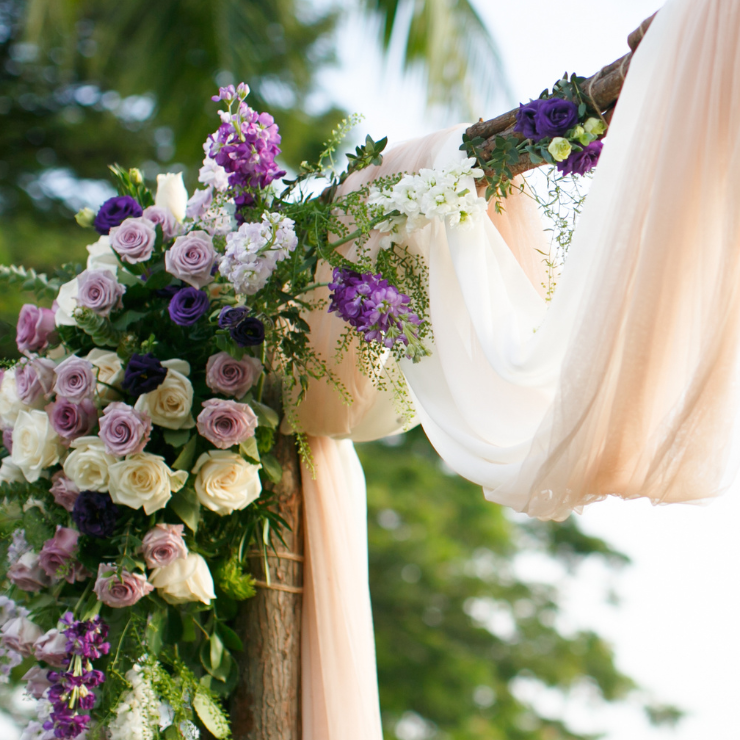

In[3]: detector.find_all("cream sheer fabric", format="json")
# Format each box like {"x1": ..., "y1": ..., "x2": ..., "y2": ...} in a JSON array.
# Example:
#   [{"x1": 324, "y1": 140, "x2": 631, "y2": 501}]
[{"x1": 298, "y1": 0, "x2": 740, "y2": 735}]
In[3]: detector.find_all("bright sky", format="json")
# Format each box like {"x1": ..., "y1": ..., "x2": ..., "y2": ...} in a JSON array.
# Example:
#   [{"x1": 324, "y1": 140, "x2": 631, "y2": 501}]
[{"x1": 319, "y1": 1, "x2": 740, "y2": 739}]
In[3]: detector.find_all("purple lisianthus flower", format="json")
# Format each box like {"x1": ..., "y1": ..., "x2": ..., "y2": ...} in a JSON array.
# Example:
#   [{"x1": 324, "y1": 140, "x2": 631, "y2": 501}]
[
  {"x1": 110, "y1": 217, "x2": 156, "y2": 263},
  {"x1": 16, "y1": 304, "x2": 57, "y2": 354},
  {"x1": 76, "y1": 269, "x2": 125, "y2": 317},
  {"x1": 218, "y1": 305, "x2": 249, "y2": 329},
  {"x1": 98, "y1": 402, "x2": 151, "y2": 456},
  {"x1": 143, "y1": 205, "x2": 180, "y2": 240},
  {"x1": 165, "y1": 231, "x2": 216, "y2": 289},
  {"x1": 514, "y1": 99, "x2": 544, "y2": 140},
  {"x1": 557, "y1": 140, "x2": 604, "y2": 176},
  {"x1": 534, "y1": 98, "x2": 579, "y2": 139},
  {"x1": 15, "y1": 357, "x2": 55, "y2": 405},
  {"x1": 46, "y1": 398, "x2": 97, "y2": 443},
  {"x1": 72, "y1": 491, "x2": 118, "y2": 539},
  {"x1": 231, "y1": 317, "x2": 265, "y2": 347},
  {"x1": 122, "y1": 353, "x2": 167, "y2": 396},
  {"x1": 93, "y1": 195, "x2": 143, "y2": 235},
  {"x1": 54, "y1": 356, "x2": 96, "y2": 403},
  {"x1": 168, "y1": 286, "x2": 210, "y2": 326}
]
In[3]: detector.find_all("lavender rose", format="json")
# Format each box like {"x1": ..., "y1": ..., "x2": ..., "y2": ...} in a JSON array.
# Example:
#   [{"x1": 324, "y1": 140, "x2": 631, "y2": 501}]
[
  {"x1": 93, "y1": 564, "x2": 154, "y2": 608},
  {"x1": 46, "y1": 397, "x2": 97, "y2": 443},
  {"x1": 7, "y1": 551, "x2": 51, "y2": 592},
  {"x1": 22, "y1": 666, "x2": 52, "y2": 699},
  {"x1": 16, "y1": 304, "x2": 56, "y2": 354},
  {"x1": 165, "y1": 231, "x2": 216, "y2": 289},
  {"x1": 196, "y1": 399, "x2": 258, "y2": 449},
  {"x1": 93, "y1": 195, "x2": 143, "y2": 235},
  {"x1": 76, "y1": 269, "x2": 126, "y2": 317},
  {"x1": 557, "y1": 140, "x2": 604, "y2": 177},
  {"x1": 54, "y1": 355, "x2": 96, "y2": 402},
  {"x1": 514, "y1": 99, "x2": 544, "y2": 140},
  {"x1": 33, "y1": 628, "x2": 68, "y2": 667},
  {"x1": 99, "y1": 402, "x2": 152, "y2": 456},
  {"x1": 205, "y1": 352, "x2": 262, "y2": 398},
  {"x1": 186, "y1": 187, "x2": 213, "y2": 219},
  {"x1": 15, "y1": 357, "x2": 55, "y2": 406},
  {"x1": 143, "y1": 205, "x2": 180, "y2": 240},
  {"x1": 38, "y1": 526, "x2": 87, "y2": 584},
  {"x1": 168, "y1": 287, "x2": 210, "y2": 326},
  {"x1": 0, "y1": 615, "x2": 43, "y2": 657},
  {"x1": 50, "y1": 472, "x2": 80, "y2": 512},
  {"x1": 110, "y1": 216, "x2": 156, "y2": 263},
  {"x1": 140, "y1": 523, "x2": 188, "y2": 568},
  {"x1": 534, "y1": 98, "x2": 579, "y2": 139}
]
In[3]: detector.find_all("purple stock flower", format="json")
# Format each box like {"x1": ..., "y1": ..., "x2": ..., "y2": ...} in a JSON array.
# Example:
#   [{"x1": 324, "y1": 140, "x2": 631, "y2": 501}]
[
  {"x1": 558, "y1": 140, "x2": 604, "y2": 176},
  {"x1": 72, "y1": 491, "x2": 118, "y2": 539},
  {"x1": 218, "y1": 305, "x2": 249, "y2": 329},
  {"x1": 122, "y1": 353, "x2": 167, "y2": 397},
  {"x1": 93, "y1": 196, "x2": 143, "y2": 235},
  {"x1": 168, "y1": 287, "x2": 210, "y2": 326},
  {"x1": 231, "y1": 317, "x2": 265, "y2": 347},
  {"x1": 514, "y1": 99, "x2": 544, "y2": 140},
  {"x1": 534, "y1": 98, "x2": 579, "y2": 139}
]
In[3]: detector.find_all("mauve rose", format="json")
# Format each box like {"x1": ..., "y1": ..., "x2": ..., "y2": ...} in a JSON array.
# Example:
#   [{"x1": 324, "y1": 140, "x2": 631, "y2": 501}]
[
  {"x1": 186, "y1": 187, "x2": 213, "y2": 219},
  {"x1": 514, "y1": 99, "x2": 544, "y2": 140},
  {"x1": 205, "y1": 352, "x2": 262, "y2": 398},
  {"x1": 140, "y1": 523, "x2": 188, "y2": 568},
  {"x1": 93, "y1": 564, "x2": 154, "y2": 608},
  {"x1": 46, "y1": 397, "x2": 97, "y2": 443},
  {"x1": 164, "y1": 231, "x2": 216, "y2": 289},
  {"x1": 98, "y1": 402, "x2": 151, "y2": 456},
  {"x1": 54, "y1": 356, "x2": 96, "y2": 403},
  {"x1": 22, "y1": 666, "x2": 52, "y2": 699},
  {"x1": 534, "y1": 97, "x2": 579, "y2": 139},
  {"x1": 7, "y1": 551, "x2": 51, "y2": 592},
  {"x1": 557, "y1": 140, "x2": 604, "y2": 177},
  {"x1": 1, "y1": 616, "x2": 43, "y2": 657},
  {"x1": 2, "y1": 427, "x2": 12, "y2": 453},
  {"x1": 143, "y1": 205, "x2": 180, "y2": 240},
  {"x1": 76, "y1": 269, "x2": 125, "y2": 317},
  {"x1": 110, "y1": 217, "x2": 156, "y2": 263},
  {"x1": 33, "y1": 628, "x2": 68, "y2": 667},
  {"x1": 93, "y1": 195, "x2": 143, "y2": 235},
  {"x1": 50, "y1": 472, "x2": 80, "y2": 512},
  {"x1": 15, "y1": 357, "x2": 55, "y2": 406},
  {"x1": 196, "y1": 399, "x2": 258, "y2": 449},
  {"x1": 38, "y1": 526, "x2": 87, "y2": 584},
  {"x1": 16, "y1": 304, "x2": 56, "y2": 354}
]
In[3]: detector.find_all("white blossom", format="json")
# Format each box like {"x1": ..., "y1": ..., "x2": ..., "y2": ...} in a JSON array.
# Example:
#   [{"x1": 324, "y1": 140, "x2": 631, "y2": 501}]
[
  {"x1": 7, "y1": 529, "x2": 31, "y2": 565},
  {"x1": 108, "y1": 665, "x2": 161, "y2": 740},
  {"x1": 198, "y1": 154, "x2": 230, "y2": 192}
]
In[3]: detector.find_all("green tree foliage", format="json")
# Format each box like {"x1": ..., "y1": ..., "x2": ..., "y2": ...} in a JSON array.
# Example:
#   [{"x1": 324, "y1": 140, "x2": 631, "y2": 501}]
[{"x1": 359, "y1": 428, "x2": 679, "y2": 739}]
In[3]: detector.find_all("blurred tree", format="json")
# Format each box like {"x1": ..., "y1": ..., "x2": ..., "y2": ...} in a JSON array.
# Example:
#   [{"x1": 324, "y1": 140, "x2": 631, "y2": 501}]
[{"x1": 359, "y1": 428, "x2": 682, "y2": 739}]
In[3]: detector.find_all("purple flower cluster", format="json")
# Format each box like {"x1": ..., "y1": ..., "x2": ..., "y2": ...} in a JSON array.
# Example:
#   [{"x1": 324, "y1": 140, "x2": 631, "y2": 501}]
[
  {"x1": 45, "y1": 613, "x2": 109, "y2": 739},
  {"x1": 218, "y1": 306, "x2": 265, "y2": 347},
  {"x1": 93, "y1": 196, "x2": 143, "y2": 236},
  {"x1": 558, "y1": 140, "x2": 604, "y2": 176},
  {"x1": 72, "y1": 492, "x2": 119, "y2": 539},
  {"x1": 515, "y1": 97, "x2": 579, "y2": 141},
  {"x1": 122, "y1": 353, "x2": 167, "y2": 397},
  {"x1": 328, "y1": 268, "x2": 427, "y2": 361}
]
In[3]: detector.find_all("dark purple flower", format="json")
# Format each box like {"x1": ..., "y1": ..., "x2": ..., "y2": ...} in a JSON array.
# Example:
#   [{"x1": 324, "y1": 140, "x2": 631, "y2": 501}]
[
  {"x1": 218, "y1": 305, "x2": 249, "y2": 329},
  {"x1": 557, "y1": 140, "x2": 604, "y2": 176},
  {"x1": 231, "y1": 317, "x2": 265, "y2": 347},
  {"x1": 534, "y1": 98, "x2": 579, "y2": 139},
  {"x1": 72, "y1": 492, "x2": 118, "y2": 539},
  {"x1": 168, "y1": 287, "x2": 210, "y2": 326},
  {"x1": 514, "y1": 100, "x2": 544, "y2": 140},
  {"x1": 122, "y1": 353, "x2": 167, "y2": 397},
  {"x1": 93, "y1": 196, "x2": 143, "y2": 235}
]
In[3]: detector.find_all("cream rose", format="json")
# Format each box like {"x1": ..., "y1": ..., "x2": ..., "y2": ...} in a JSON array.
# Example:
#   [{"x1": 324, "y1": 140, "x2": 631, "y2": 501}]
[
  {"x1": 0, "y1": 369, "x2": 29, "y2": 426},
  {"x1": 54, "y1": 277, "x2": 79, "y2": 327},
  {"x1": 63, "y1": 436, "x2": 118, "y2": 492},
  {"x1": 0, "y1": 459, "x2": 26, "y2": 485},
  {"x1": 87, "y1": 348, "x2": 125, "y2": 403},
  {"x1": 134, "y1": 360, "x2": 194, "y2": 430},
  {"x1": 11, "y1": 410, "x2": 63, "y2": 483},
  {"x1": 149, "y1": 553, "x2": 215, "y2": 605},
  {"x1": 108, "y1": 452, "x2": 188, "y2": 514},
  {"x1": 192, "y1": 450, "x2": 261, "y2": 515},
  {"x1": 155, "y1": 173, "x2": 188, "y2": 222},
  {"x1": 86, "y1": 236, "x2": 119, "y2": 274}
]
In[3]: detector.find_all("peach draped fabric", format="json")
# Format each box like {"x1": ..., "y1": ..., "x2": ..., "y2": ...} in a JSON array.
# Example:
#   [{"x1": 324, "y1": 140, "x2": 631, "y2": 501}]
[{"x1": 297, "y1": 0, "x2": 740, "y2": 736}]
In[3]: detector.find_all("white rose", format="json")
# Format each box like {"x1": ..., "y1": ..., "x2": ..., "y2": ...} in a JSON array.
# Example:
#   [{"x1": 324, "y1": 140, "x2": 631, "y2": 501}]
[
  {"x1": 134, "y1": 360, "x2": 194, "y2": 430},
  {"x1": 150, "y1": 553, "x2": 215, "y2": 605},
  {"x1": 86, "y1": 236, "x2": 119, "y2": 274},
  {"x1": 63, "y1": 436, "x2": 118, "y2": 491},
  {"x1": 11, "y1": 410, "x2": 63, "y2": 483},
  {"x1": 192, "y1": 450, "x2": 261, "y2": 515},
  {"x1": 156, "y1": 173, "x2": 188, "y2": 222},
  {"x1": 108, "y1": 452, "x2": 188, "y2": 514},
  {"x1": 0, "y1": 369, "x2": 28, "y2": 426},
  {"x1": 54, "y1": 278, "x2": 79, "y2": 327},
  {"x1": 87, "y1": 348, "x2": 124, "y2": 403},
  {"x1": 0, "y1": 459, "x2": 25, "y2": 485}
]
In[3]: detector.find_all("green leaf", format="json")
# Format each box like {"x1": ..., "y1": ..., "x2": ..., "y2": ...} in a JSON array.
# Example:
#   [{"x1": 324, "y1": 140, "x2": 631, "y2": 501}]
[
  {"x1": 165, "y1": 607, "x2": 183, "y2": 644},
  {"x1": 210, "y1": 632, "x2": 224, "y2": 671},
  {"x1": 172, "y1": 434, "x2": 198, "y2": 471},
  {"x1": 260, "y1": 453, "x2": 283, "y2": 484},
  {"x1": 169, "y1": 487, "x2": 200, "y2": 533},
  {"x1": 111, "y1": 310, "x2": 148, "y2": 330},
  {"x1": 240, "y1": 437, "x2": 260, "y2": 463},
  {"x1": 193, "y1": 691, "x2": 230, "y2": 739},
  {"x1": 163, "y1": 429, "x2": 191, "y2": 448},
  {"x1": 217, "y1": 623, "x2": 244, "y2": 652},
  {"x1": 146, "y1": 609, "x2": 166, "y2": 655},
  {"x1": 250, "y1": 400, "x2": 279, "y2": 430}
]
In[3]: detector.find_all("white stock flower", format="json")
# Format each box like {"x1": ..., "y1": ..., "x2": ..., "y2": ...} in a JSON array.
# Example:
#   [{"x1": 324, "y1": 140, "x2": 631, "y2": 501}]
[
  {"x1": 108, "y1": 665, "x2": 160, "y2": 740},
  {"x1": 0, "y1": 369, "x2": 28, "y2": 426},
  {"x1": 198, "y1": 154, "x2": 230, "y2": 191},
  {"x1": 86, "y1": 236, "x2": 119, "y2": 274},
  {"x1": 156, "y1": 173, "x2": 188, "y2": 222},
  {"x1": 86, "y1": 348, "x2": 125, "y2": 403},
  {"x1": 0, "y1": 459, "x2": 25, "y2": 486},
  {"x1": 108, "y1": 452, "x2": 188, "y2": 514},
  {"x1": 134, "y1": 360, "x2": 195, "y2": 430},
  {"x1": 192, "y1": 450, "x2": 261, "y2": 515},
  {"x1": 10, "y1": 410, "x2": 63, "y2": 483},
  {"x1": 63, "y1": 436, "x2": 118, "y2": 491},
  {"x1": 150, "y1": 553, "x2": 215, "y2": 605}
]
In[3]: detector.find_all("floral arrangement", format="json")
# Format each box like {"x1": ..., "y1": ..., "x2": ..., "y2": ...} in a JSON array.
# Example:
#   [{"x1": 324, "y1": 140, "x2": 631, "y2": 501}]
[{"x1": 462, "y1": 73, "x2": 607, "y2": 206}]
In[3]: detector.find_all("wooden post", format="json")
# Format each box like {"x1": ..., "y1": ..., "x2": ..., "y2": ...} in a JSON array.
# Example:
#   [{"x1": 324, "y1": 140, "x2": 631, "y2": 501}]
[{"x1": 231, "y1": 425, "x2": 304, "y2": 738}]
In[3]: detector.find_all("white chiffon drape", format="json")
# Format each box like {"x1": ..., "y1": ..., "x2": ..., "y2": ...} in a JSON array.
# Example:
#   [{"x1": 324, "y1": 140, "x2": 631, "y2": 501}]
[{"x1": 295, "y1": 0, "x2": 740, "y2": 736}]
